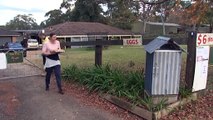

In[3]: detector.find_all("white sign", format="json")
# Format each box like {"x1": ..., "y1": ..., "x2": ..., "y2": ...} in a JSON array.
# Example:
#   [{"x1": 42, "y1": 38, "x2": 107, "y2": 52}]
[
  {"x1": 193, "y1": 46, "x2": 210, "y2": 92},
  {"x1": 123, "y1": 38, "x2": 142, "y2": 46},
  {"x1": 0, "y1": 53, "x2": 7, "y2": 69},
  {"x1": 196, "y1": 33, "x2": 213, "y2": 46}
]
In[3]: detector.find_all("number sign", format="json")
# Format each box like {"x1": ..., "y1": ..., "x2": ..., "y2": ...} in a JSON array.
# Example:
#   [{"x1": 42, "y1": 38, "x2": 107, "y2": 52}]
[{"x1": 196, "y1": 33, "x2": 213, "y2": 46}]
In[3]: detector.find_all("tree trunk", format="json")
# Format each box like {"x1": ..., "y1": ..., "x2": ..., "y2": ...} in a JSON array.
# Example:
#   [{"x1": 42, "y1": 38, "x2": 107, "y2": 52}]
[
  {"x1": 160, "y1": 4, "x2": 165, "y2": 35},
  {"x1": 142, "y1": 3, "x2": 147, "y2": 34}
]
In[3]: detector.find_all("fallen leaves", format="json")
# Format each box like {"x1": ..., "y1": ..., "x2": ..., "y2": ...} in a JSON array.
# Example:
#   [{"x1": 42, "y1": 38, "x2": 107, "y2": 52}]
[{"x1": 62, "y1": 81, "x2": 143, "y2": 120}]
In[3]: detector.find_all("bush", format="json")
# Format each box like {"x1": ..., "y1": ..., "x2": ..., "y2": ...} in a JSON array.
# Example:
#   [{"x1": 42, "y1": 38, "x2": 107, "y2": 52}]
[{"x1": 62, "y1": 64, "x2": 144, "y2": 103}]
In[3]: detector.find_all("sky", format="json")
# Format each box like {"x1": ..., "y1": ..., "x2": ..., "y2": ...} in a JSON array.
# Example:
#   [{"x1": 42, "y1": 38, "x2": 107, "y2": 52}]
[{"x1": 0, "y1": 0, "x2": 63, "y2": 25}]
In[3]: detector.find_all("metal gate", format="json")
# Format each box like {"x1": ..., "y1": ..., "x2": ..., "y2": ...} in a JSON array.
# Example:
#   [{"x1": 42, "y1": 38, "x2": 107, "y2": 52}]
[{"x1": 0, "y1": 50, "x2": 43, "y2": 80}]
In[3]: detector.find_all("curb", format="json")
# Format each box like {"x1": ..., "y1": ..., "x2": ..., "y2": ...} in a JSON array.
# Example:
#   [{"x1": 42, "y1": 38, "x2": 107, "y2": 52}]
[{"x1": 101, "y1": 93, "x2": 197, "y2": 120}]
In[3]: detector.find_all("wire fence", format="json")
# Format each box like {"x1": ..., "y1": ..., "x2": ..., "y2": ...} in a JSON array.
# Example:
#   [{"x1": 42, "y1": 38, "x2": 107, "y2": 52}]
[{"x1": 0, "y1": 50, "x2": 44, "y2": 80}]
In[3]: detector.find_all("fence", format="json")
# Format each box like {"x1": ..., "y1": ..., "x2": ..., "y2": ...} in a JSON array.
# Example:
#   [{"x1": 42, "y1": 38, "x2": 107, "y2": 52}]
[{"x1": 0, "y1": 50, "x2": 43, "y2": 80}]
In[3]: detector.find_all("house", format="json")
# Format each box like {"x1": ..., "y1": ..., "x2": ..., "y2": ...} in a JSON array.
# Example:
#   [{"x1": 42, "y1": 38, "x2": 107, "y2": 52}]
[
  {"x1": 14, "y1": 30, "x2": 43, "y2": 44},
  {"x1": 132, "y1": 21, "x2": 181, "y2": 34},
  {"x1": 0, "y1": 28, "x2": 20, "y2": 46},
  {"x1": 44, "y1": 22, "x2": 142, "y2": 48}
]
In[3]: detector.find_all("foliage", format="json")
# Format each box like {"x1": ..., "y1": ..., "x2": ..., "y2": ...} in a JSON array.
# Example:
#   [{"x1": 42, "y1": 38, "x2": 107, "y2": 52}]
[
  {"x1": 203, "y1": 6, "x2": 213, "y2": 33},
  {"x1": 70, "y1": 0, "x2": 106, "y2": 23},
  {"x1": 62, "y1": 64, "x2": 145, "y2": 104},
  {"x1": 104, "y1": 0, "x2": 140, "y2": 30},
  {"x1": 180, "y1": 0, "x2": 208, "y2": 26},
  {"x1": 43, "y1": 0, "x2": 140, "y2": 29},
  {"x1": 41, "y1": 9, "x2": 66, "y2": 27},
  {"x1": 140, "y1": 0, "x2": 170, "y2": 5},
  {"x1": 5, "y1": 14, "x2": 39, "y2": 30},
  {"x1": 179, "y1": 87, "x2": 192, "y2": 99},
  {"x1": 140, "y1": 96, "x2": 168, "y2": 112}
]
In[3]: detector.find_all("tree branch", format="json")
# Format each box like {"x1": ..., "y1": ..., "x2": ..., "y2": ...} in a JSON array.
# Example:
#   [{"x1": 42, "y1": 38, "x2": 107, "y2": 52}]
[{"x1": 140, "y1": 0, "x2": 170, "y2": 5}]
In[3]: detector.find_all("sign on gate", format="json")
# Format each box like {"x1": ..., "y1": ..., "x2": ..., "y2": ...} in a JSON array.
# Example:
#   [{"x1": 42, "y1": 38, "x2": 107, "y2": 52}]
[
  {"x1": 0, "y1": 53, "x2": 7, "y2": 69},
  {"x1": 196, "y1": 33, "x2": 213, "y2": 46},
  {"x1": 193, "y1": 46, "x2": 210, "y2": 92},
  {"x1": 193, "y1": 33, "x2": 213, "y2": 92},
  {"x1": 123, "y1": 38, "x2": 142, "y2": 46},
  {"x1": 6, "y1": 52, "x2": 23, "y2": 63}
]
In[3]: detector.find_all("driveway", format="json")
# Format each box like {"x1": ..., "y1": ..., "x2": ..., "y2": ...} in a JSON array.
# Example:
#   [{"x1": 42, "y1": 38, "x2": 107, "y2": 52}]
[{"x1": 0, "y1": 76, "x2": 121, "y2": 120}]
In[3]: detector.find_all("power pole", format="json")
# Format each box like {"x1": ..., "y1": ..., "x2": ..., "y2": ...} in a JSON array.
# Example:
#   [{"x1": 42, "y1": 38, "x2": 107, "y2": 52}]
[{"x1": 185, "y1": 31, "x2": 197, "y2": 90}]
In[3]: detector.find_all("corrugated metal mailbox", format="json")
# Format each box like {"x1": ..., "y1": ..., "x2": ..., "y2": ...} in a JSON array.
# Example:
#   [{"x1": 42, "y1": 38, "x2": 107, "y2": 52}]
[{"x1": 144, "y1": 36, "x2": 184, "y2": 96}]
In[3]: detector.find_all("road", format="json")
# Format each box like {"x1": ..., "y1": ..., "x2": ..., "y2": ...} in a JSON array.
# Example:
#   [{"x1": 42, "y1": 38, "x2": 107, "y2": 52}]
[{"x1": 0, "y1": 76, "x2": 121, "y2": 120}]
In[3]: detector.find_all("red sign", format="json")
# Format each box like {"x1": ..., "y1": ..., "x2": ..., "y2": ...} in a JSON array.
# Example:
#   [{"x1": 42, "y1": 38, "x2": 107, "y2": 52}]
[
  {"x1": 123, "y1": 38, "x2": 142, "y2": 46},
  {"x1": 196, "y1": 33, "x2": 213, "y2": 46}
]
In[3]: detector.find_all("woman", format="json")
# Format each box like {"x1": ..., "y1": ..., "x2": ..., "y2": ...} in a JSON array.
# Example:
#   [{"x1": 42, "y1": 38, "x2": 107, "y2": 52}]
[{"x1": 42, "y1": 33, "x2": 64, "y2": 94}]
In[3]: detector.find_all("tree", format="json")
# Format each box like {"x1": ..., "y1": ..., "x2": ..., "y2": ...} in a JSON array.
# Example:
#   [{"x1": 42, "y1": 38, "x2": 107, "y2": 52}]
[
  {"x1": 179, "y1": 0, "x2": 208, "y2": 30},
  {"x1": 5, "y1": 14, "x2": 39, "y2": 30},
  {"x1": 104, "y1": 0, "x2": 140, "y2": 30},
  {"x1": 137, "y1": 0, "x2": 175, "y2": 33},
  {"x1": 41, "y1": 9, "x2": 65, "y2": 27},
  {"x1": 43, "y1": 0, "x2": 107, "y2": 25},
  {"x1": 204, "y1": 2, "x2": 213, "y2": 32},
  {"x1": 70, "y1": 0, "x2": 106, "y2": 23}
]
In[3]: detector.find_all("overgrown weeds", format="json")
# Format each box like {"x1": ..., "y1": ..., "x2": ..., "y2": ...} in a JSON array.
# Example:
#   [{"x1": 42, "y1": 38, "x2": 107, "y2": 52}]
[{"x1": 179, "y1": 87, "x2": 192, "y2": 98}]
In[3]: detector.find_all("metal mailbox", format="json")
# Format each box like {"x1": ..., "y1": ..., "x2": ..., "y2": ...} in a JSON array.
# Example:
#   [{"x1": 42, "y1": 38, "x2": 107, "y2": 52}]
[{"x1": 144, "y1": 36, "x2": 184, "y2": 96}]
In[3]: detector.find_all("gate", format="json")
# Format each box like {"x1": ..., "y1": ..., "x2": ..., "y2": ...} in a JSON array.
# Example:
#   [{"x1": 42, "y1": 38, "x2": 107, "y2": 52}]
[{"x1": 0, "y1": 50, "x2": 43, "y2": 80}]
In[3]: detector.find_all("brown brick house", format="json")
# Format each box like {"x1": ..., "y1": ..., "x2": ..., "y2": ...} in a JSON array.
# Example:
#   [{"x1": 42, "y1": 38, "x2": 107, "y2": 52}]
[
  {"x1": 44, "y1": 22, "x2": 142, "y2": 48},
  {"x1": 0, "y1": 28, "x2": 20, "y2": 46}
]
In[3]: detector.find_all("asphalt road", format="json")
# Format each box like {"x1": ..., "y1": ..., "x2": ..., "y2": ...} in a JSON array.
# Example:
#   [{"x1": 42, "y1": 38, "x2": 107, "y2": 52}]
[{"x1": 0, "y1": 76, "x2": 121, "y2": 120}]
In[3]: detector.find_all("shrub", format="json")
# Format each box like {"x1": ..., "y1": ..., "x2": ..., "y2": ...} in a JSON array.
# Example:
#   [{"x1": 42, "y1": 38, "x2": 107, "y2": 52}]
[{"x1": 62, "y1": 64, "x2": 144, "y2": 103}]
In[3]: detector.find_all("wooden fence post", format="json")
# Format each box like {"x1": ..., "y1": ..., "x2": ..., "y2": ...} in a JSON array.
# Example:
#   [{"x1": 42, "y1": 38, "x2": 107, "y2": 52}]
[
  {"x1": 95, "y1": 39, "x2": 102, "y2": 66},
  {"x1": 185, "y1": 31, "x2": 197, "y2": 90}
]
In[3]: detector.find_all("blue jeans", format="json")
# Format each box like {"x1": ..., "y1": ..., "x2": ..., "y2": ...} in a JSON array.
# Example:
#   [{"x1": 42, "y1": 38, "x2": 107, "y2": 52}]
[{"x1": 45, "y1": 65, "x2": 62, "y2": 91}]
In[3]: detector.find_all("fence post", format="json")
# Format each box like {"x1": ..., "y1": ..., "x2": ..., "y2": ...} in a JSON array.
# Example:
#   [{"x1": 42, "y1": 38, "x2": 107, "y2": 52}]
[
  {"x1": 95, "y1": 39, "x2": 102, "y2": 66},
  {"x1": 185, "y1": 31, "x2": 197, "y2": 90}
]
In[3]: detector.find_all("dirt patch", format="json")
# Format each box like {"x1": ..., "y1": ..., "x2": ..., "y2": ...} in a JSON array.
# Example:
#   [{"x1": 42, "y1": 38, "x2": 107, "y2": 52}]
[{"x1": 0, "y1": 82, "x2": 20, "y2": 117}]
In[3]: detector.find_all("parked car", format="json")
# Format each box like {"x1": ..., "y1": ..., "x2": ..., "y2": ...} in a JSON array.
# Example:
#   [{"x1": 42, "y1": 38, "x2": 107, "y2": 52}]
[
  {"x1": 0, "y1": 42, "x2": 27, "y2": 57},
  {"x1": 27, "y1": 39, "x2": 39, "y2": 49}
]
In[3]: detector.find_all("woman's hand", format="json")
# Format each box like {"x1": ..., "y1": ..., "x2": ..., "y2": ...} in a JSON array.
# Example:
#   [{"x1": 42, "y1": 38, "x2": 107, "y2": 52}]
[
  {"x1": 57, "y1": 49, "x2": 65, "y2": 53},
  {"x1": 50, "y1": 50, "x2": 57, "y2": 54}
]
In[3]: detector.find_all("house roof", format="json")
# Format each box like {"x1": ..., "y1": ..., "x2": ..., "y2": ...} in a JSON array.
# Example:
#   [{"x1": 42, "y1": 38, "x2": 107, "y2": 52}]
[
  {"x1": 0, "y1": 28, "x2": 20, "y2": 37},
  {"x1": 14, "y1": 30, "x2": 43, "y2": 34},
  {"x1": 144, "y1": 36, "x2": 184, "y2": 54},
  {"x1": 44, "y1": 22, "x2": 137, "y2": 36}
]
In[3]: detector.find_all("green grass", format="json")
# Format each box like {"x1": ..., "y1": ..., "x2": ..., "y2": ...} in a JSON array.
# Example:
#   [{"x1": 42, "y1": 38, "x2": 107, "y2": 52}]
[
  {"x1": 60, "y1": 46, "x2": 146, "y2": 70},
  {"x1": 60, "y1": 45, "x2": 187, "y2": 70}
]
